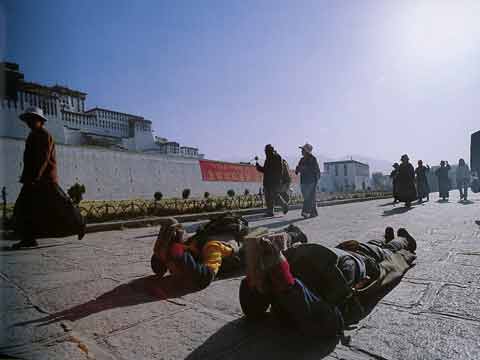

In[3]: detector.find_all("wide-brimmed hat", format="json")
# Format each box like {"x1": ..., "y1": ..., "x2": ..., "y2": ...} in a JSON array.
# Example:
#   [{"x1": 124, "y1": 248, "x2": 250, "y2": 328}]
[
  {"x1": 19, "y1": 107, "x2": 47, "y2": 123},
  {"x1": 299, "y1": 143, "x2": 313, "y2": 154}
]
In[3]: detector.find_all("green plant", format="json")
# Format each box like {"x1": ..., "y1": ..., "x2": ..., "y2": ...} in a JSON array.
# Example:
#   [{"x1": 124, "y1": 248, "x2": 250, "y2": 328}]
[
  {"x1": 204, "y1": 192, "x2": 210, "y2": 199},
  {"x1": 154, "y1": 192, "x2": 163, "y2": 201},
  {"x1": 182, "y1": 188, "x2": 191, "y2": 199},
  {"x1": 244, "y1": 189, "x2": 250, "y2": 196},
  {"x1": 227, "y1": 189, "x2": 236, "y2": 198},
  {"x1": 67, "y1": 183, "x2": 86, "y2": 205}
]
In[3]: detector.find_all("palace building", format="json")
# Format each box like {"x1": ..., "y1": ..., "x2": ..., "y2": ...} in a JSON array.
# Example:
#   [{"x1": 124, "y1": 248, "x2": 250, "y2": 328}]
[{"x1": 0, "y1": 62, "x2": 203, "y2": 158}]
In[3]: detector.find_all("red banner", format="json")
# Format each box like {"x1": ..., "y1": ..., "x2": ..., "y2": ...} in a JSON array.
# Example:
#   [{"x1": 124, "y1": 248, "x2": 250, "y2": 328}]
[
  {"x1": 199, "y1": 160, "x2": 298, "y2": 183},
  {"x1": 199, "y1": 160, "x2": 262, "y2": 182}
]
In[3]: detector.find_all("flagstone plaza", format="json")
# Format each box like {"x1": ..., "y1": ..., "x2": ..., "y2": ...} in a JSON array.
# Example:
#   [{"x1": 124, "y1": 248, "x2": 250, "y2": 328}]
[{"x1": 1, "y1": 192, "x2": 479, "y2": 360}]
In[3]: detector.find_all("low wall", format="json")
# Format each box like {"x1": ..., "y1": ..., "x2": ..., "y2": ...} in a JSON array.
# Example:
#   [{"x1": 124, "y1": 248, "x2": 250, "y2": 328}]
[{"x1": 0, "y1": 137, "x2": 297, "y2": 202}]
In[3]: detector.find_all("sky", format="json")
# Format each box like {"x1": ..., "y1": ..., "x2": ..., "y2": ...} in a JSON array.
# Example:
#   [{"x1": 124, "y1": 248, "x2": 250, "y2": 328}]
[{"x1": 2, "y1": 0, "x2": 480, "y2": 172}]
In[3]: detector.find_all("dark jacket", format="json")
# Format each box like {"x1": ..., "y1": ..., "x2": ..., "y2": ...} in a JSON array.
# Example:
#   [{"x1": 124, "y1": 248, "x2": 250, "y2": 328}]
[
  {"x1": 20, "y1": 127, "x2": 58, "y2": 184},
  {"x1": 296, "y1": 154, "x2": 320, "y2": 185},
  {"x1": 396, "y1": 163, "x2": 416, "y2": 202},
  {"x1": 256, "y1": 152, "x2": 283, "y2": 187}
]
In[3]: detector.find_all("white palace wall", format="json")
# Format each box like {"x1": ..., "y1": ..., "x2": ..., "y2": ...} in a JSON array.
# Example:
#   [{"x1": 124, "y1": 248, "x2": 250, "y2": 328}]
[{"x1": 0, "y1": 137, "x2": 265, "y2": 202}]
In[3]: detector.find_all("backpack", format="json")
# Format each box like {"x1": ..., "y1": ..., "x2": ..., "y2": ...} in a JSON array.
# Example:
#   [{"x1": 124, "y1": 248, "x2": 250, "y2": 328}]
[
  {"x1": 192, "y1": 212, "x2": 249, "y2": 249},
  {"x1": 280, "y1": 159, "x2": 292, "y2": 186},
  {"x1": 471, "y1": 178, "x2": 480, "y2": 193}
]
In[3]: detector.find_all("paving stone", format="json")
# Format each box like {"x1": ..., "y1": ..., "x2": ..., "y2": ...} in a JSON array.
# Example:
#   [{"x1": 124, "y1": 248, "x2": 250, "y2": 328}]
[
  {"x1": 379, "y1": 280, "x2": 429, "y2": 309},
  {"x1": 351, "y1": 305, "x2": 480, "y2": 360},
  {"x1": 1, "y1": 191, "x2": 479, "y2": 359},
  {"x1": 430, "y1": 284, "x2": 480, "y2": 321}
]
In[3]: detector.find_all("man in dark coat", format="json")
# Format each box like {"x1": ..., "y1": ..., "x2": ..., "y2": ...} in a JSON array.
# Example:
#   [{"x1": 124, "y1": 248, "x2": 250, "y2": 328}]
[
  {"x1": 12, "y1": 107, "x2": 85, "y2": 249},
  {"x1": 256, "y1": 144, "x2": 289, "y2": 216},
  {"x1": 396, "y1": 154, "x2": 417, "y2": 207},
  {"x1": 295, "y1": 143, "x2": 320, "y2": 218}
]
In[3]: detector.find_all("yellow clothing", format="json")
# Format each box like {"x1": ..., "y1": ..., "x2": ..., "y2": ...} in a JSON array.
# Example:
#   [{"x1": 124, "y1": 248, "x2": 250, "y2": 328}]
[{"x1": 201, "y1": 240, "x2": 234, "y2": 275}]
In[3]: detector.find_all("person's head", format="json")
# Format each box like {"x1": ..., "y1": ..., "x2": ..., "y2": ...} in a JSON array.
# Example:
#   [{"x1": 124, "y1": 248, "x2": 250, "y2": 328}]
[
  {"x1": 459, "y1": 158, "x2": 466, "y2": 166},
  {"x1": 299, "y1": 143, "x2": 313, "y2": 157},
  {"x1": 19, "y1": 107, "x2": 47, "y2": 130},
  {"x1": 418, "y1": 160, "x2": 423, "y2": 167},
  {"x1": 400, "y1": 154, "x2": 409, "y2": 163},
  {"x1": 440, "y1": 160, "x2": 445, "y2": 167},
  {"x1": 264, "y1": 144, "x2": 274, "y2": 157},
  {"x1": 384, "y1": 227, "x2": 395, "y2": 242},
  {"x1": 158, "y1": 217, "x2": 187, "y2": 244},
  {"x1": 393, "y1": 162, "x2": 399, "y2": 169}
]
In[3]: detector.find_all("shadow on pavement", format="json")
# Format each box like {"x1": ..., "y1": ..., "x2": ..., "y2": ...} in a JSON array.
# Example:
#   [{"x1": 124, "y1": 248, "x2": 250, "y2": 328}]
[
  {"x1": 256, "y1": 218, "x2": 305, "y2": 230},
  {"x1": 382, "y1": 206, "x2": 414, "y2": 217},
  {"x1": 1, "y1": 243, "x2": 69, "y2": 252},
  {"x1": 13, "y1": 275, "x2": 196, "y2": 327},
  {"x1": 378, "y1": 201, "x2": 397, "y2": 207},
  {"x1": 458, "y1": 200, "x2": 474, "y2": 205},
  {"x1": 185, "y1": 316, "x2": 338, "y2": 360},
  {"x1": 436, "y1": 199, "x2": 449, "y2": 203}
]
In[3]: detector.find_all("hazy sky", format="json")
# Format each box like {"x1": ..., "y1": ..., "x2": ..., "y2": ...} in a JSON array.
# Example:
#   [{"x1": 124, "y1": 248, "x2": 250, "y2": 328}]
[{"x1": 2, "y1": 0, "x2": 480, "y2": 167}]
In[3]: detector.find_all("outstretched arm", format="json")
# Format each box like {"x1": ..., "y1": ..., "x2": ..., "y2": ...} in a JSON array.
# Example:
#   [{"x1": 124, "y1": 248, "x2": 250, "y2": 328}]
[{"x1": 256, "y1": 162, "x2": 265, "y2": 173}]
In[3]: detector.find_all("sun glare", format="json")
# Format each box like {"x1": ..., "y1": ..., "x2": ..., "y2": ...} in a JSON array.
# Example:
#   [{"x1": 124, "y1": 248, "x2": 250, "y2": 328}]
[{"x1": 400, "y1": 0, "x2": 480, "y2": 65}]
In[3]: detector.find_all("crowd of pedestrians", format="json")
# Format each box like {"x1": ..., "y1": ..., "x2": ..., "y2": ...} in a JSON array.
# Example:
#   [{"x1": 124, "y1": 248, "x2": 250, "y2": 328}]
[{"x1": 390, "y1": 154, "x2": 475, "y2": 207}]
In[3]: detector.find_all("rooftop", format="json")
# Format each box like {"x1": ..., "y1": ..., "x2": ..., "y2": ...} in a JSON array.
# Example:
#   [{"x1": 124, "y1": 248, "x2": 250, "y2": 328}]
[
  {"x1": 324, "y1": 159, "x2": 369, "y2": 167},
  {"x1": 20, "y1": 81, "x2": 87, "y2": 98},
  {"x1": 85, "y1": 107, "x2": 151, "y2": 123}
]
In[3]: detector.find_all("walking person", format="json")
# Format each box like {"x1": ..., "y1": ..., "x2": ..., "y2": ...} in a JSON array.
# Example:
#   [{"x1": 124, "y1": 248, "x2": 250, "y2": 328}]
[
  {"x1": 295, "y1": 143, "x2": 320, "y2": 218},
  {"x1": 435, "y1": 161, "x2": 451, "y2": 201},
  {"x1": 415, "y1": 160, "x2": 430, "y2": 203},
  {"x1": 456, "y1": 159, "x2": 471, "y2": 201},
  {"x1": 396, "y1": 155, "x2": 417, "y2": 208},
  {"x1": 11, "y1": 107, "x2": 85, "y2": 249},
  {"x1": 390, "y1": 163, "x2": 400, "y2": 203},
  {"x1": 255, "y1": 144, "x2": 289, "y2": 217}
]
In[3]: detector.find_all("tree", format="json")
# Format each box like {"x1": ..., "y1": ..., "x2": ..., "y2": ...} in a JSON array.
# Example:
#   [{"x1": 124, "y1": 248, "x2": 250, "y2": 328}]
[
  {"x1": 227, "y1": 189, "x2": 236, "y2": 198},
  {"x1": 67, "y1": 183, "x2": 86, "y2": 205},
  {"x1": 182, "y1": 189, "x2": 191, "y2": 199},
  {"x1": 154, "y1": 192, "x2": 163, "y2": 201}
]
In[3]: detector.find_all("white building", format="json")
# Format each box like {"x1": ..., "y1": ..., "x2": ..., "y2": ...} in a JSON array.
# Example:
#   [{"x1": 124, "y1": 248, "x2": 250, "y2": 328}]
[
  {"x1": 0, "y1": 62, "x2": 203, "y2": 158},
  {"x1": 321, "y1": 160, "x2": 370, "y2": 192}
]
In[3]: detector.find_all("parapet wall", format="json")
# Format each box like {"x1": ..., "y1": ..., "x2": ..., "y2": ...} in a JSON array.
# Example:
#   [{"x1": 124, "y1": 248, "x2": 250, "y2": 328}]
[{"x1": 1, "y1": 137, "x2": 295, "y2": 202}]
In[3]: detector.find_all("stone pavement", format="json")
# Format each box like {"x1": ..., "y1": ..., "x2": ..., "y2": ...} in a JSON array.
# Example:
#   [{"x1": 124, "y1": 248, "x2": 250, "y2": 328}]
[{"x1": 1, "y1": 192, "x2": 479, "y2": 360}]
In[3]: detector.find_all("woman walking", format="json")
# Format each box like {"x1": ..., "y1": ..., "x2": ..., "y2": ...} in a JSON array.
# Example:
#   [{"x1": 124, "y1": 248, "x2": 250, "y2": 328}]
[
  {"x1": 415, "y1": 160, "x2": 430, "y2": 203},
  {"x1": 435, "y1": 161, "x2": 451, "y2": 201},
  {"x1": 390, "y1": 163, "x2": 400, "y2": 203},
  {"x1": 456, "y1": 159, "x2": 471, "y2": 201}
]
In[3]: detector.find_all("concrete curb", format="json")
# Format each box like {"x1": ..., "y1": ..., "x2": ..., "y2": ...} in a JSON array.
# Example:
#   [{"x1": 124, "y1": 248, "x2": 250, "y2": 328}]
[{"x1": 85, "y1": 195, "x2": 392, "y2": 234}]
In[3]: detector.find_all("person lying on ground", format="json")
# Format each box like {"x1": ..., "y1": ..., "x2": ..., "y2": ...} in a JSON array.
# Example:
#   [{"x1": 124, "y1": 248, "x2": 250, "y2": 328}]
[
  {"x1": 151, "y1": 214, "x2": 307, "y2": 291},
  {"x1": 239, "y1": 227, "x2": 417, "y2": 341}
]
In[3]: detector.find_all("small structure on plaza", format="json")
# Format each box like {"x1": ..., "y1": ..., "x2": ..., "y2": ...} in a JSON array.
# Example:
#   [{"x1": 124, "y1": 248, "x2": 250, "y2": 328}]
[{"x1": 320, "y1": 160, "x2": 370, "y2": 192}]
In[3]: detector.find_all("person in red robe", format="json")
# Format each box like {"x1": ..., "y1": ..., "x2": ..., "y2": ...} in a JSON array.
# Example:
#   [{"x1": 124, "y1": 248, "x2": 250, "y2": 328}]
[{"x1": 12, "y1": 107, "x2": 85, "y2": 249}]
